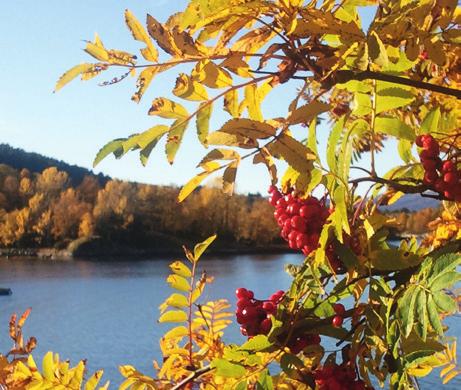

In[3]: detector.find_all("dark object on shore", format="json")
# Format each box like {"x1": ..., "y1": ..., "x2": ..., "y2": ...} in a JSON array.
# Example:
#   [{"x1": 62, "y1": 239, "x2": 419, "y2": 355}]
[{"x1": 0, "y1": 288, "x2": 12, "y2": 296}]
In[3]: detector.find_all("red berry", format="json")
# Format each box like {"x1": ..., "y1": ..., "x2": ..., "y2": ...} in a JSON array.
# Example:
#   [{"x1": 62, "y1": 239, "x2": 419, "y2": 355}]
[
  {"x1": 276, "y1": 197, "x2": 287, "y2": 209},
  {"x1": 296, "y1": 233, "x2": 309, "y2": 249},
  {"x1": 288, "y1": 230, "x2": 299, "y2": 242},
  {"x1": 269, "y1": 192, "x2": 281, "y2": 206},
  {"x1": 442, "y1": 160, "x2": 455, "y2": 172},
  {"x1": 444, "y1": 172, "x2": 458, "y2": 185},
  {"x1": 423, "y1": 170, "x2": 438, "y2": 185},
  {"x1": 299, "y1": 204, "x2": 321, "y2": 219},
  {"x1": 242, "y1": 306, "x2": 257, "y2": 321},
  {"x1": 236, "y1": 288, "x2": 248, "y2": 299},
  {"x1": 287, "y1": 202, "x2": 301, "y2": 216},
  {"x1": 332, "y1": 315, "x2": 344, "y2": 327},
  {"x1": 434, "y1": 178, "x2": 446, "y2": 192},
  {"x1": 333, "y1": 303, "x2": 346, "y2": 315},
  {"x1": 268, "y1": 185, "x2": 278, "y2": 194},
  {"x1": 281, "y1": 226, "x2": 290, "y2": 240},
  {"x1": 444, "y1": 190, "x2": 455, "y2": 200},
  {"x1": 260, "y1": 318, "x2": 272, "y2": 334},
  {"x1": 262, "y1": 301, "x2": 276, "y2": 313},
  {"x1": 291, "y1": 215, "x2": 307, "y2": 232},
  {"x1": 415, "y1": 135, "x2": 424, "y2": 147},
  {"x1": 422, "y1": 159, "x2": 438, "y2": 171}
]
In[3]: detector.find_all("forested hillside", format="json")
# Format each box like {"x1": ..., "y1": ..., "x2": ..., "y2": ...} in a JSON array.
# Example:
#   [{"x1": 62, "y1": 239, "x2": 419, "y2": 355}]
[{"x1": 0, "y1": 163, "x2": 280, "y2": 253}]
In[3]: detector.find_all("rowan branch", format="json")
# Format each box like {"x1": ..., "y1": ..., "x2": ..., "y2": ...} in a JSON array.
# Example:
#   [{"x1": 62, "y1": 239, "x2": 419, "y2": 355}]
[
  {"x1": 332, "y1": 70, "x2": 461, "y2": 99},
  {"x1": 171, "y1": 365, "x2": 213, "y2": 390}
]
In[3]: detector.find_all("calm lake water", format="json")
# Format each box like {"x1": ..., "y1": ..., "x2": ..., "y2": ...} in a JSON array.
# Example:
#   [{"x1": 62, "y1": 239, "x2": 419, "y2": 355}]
[{"x1": 0, "y1": 255, "x2": 459, "y2": 389}]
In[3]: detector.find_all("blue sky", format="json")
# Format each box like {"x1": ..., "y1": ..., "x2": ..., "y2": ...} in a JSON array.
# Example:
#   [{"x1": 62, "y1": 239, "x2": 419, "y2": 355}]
[{"x1": 1, "y1": 1, "x2": 391, "y2": 194}]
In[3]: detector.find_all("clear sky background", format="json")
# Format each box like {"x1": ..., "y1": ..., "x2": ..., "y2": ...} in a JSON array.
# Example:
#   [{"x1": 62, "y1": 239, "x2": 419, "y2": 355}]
[{"x1": 1, "y1": 1, "x2": 393, "y2": 195}]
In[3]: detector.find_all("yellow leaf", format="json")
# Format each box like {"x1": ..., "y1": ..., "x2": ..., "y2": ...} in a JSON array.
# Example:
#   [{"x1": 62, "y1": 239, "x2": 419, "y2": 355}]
[
  {"x1": 288, "y1": 101, "x2": 331, "y2": 125},
  {"x1": 424, "y1": 36, "x2": 447, "y2": 66},
  {"x1": 84, "y1": 370, "x2": 104, "y2": 390},
  {"x1": 219, "y1": 118, "x2": 276, "y2": 140},
  {"x1": 55, "y1": 64, "x2": 95, "y2": 92},
  {"x1": 124, "y1": 9, "x2": 158, "y2": 62},
  {"x1": 85, "y1": 36, "x2": 110, "y2": 61},
  {"x1": 193, "y1": 60, "x2": 233, "y2": 88},
  {"x1": 173, "y1": 74, "x2": 208, "y2": 101},
  {"x1": 146, "y1": 14, "x2": 181, "y2": 56},
  {"x1": 171, "y1": 26, "x2": 201, "y2": 57},
  {"x1": 196, "y1": 102, "x2": 213, "y2": 146},
  {"x1": 223, "y1": 89, "x2": 240, "y2": 118},
  {"x1": 440, "y1": 363, "x2": 457, "y2": 378},
  {"x1": 193, "y1": 234, "x2": 217, "y2": 261},
  {"x1": 442, "y1": 369, "x2": 460, "y2": 384},
  {"x1": 166, "y1": 275, "x2": 190, "y2": 292},
  {"x1": 222, "y1": 160, "x2": 239, "y2": 195},
  {"x1": 162, "y1": 293, "x2": 189, "y2": 309},
  {"x1": 158, "y1": 310, "x2": 188, "y2": 323},
  {"x1": 207, "y1": 131, "x2": 256, "y2": 149},
  {"x1": 169, "y1": 261, "x2": 192, "y2": 278},
  {"x1": 165, "y1": 119, "x2": 189, "y2": 164},
  {"x1": 148, "y1": 98, "x2": 189, "y2": 119},
  {"x1": 163, "y1": 326, "x2": 189, "y2": 341},
  {"x1": 178, "y1": 162, "x2": 220, "y2": 202},
  {"x1": 220, "y1": 55, "x2": 251, "y2": 77},
  {"x1": 253, "y1": 148, "x2": 277, "y2": 185},
  {"x1": 407, "y1": 365, "x2": 433, "y2": 377},
  {"x1": 42, "y1": 351, "x2": 56, "y2": 381},
  {"x1": 119, "y1": 365, "x2": 137, "y2": 378},
  {"x1": 199, "y1": 149, "x2": 240, "y2": 166},
  {"x1": 368, "y1": 31, "x2": 388, "y2": 67},
  {"x1": 244, "y1": 84, "x2": 263, "y2": 121}
]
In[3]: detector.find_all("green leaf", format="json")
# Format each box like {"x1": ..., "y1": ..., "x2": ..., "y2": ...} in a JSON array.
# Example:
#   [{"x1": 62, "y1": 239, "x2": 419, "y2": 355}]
[
  {"x1": 256, "y1": 369, "x2": 274, "y2": 390},
  {"x1": 371, "y1": 249, "x2": 421, "y2": 271},
  {"x1": 368, "y1": 31, "x2": 389, "y2": 67},
  {"x1": 399, "y1": 285, "x2": 417, "y2": 336},
  {"x1": 415, "y1": 290, "x2": 427, "y2": 341},
  {"x1": 429, "y1": 272, "x2": 461, "y2": 291},
  {"x1": 307, "y1": 119, "x2": 318, "y2": 159},
  {"x1": 327, "y1": 116, "x2": 345, "y2": 173},
  {"x1": 420, "y1": 108, "x2": 441, "y2": 134},
  {"x1": 376, "y1": 86, "x2": 415, "y2": 114},
  {"x1": 288, "y1": 101, "x2": 330, "y2": 125},
  {"x1": 196, "y1": 102, "x2": 213, "y2": 146},
  {"x1": 333, "y1": 186, "x2": 350, "y2": 239},
  {"x1": 239, "y1": 335, "x2": 272, "y2": 351},
  {"x1": 426, "y1": 294, "x2": 443, "y2": 335},
  {"x1": 158, "y1": 310, "x2": 187, "y2": 323},
  {"x1": 165, "y1": 119, "x2": 189, "y2": 164},
  {"x1": 428, "y1": 253, "x2": 461, "y2": 280},
  {"x1": 166, "y1": 274, "x2": 191, "y2": 292},
  {"x1": 193, "y1": 234, "x2": 217, "y2": 261},
  {"x1": 163, "y1": 293, "x2": 189, "y2": 309},
  {"x1": 334, "y1": 241, "x2": 359, "y2": 268},
  {"x1": 352, "y1": 92, "x2": 372, "y2": 116},
  {"x1": 169, "y1": 261, "x2": 192, "y2": 278},
  {"x1": 397, "y1": 139, "x2": 414, "y2": 164},
  {"x1": 432, "y1": 291, "x2": 457, "y2": 314},
  {"x1": 375, "y1": 117, "x2": 415, "y2": 141},
  {"x1": 211, "y1": 359, "x2": 245, "y2": 378},
  {"x1": 93, "y1": 139, "x2": 124, "y2": 167}
]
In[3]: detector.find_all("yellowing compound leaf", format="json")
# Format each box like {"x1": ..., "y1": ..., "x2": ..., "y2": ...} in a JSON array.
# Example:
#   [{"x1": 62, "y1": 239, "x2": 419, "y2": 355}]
[{"x1": 125, "y1": 9, "x2": 158, "y2": 62}]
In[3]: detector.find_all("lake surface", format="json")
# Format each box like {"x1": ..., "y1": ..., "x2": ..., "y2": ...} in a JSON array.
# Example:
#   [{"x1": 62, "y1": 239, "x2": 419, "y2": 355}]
[{"x1": 0, "y1": 255, "x2": 459, "y2": 389}]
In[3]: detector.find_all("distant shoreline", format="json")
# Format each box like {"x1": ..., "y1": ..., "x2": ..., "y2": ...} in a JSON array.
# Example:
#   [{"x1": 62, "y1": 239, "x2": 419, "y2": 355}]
[{"x1": 0, "y1": 244, "x2": 293, "y2": 261}]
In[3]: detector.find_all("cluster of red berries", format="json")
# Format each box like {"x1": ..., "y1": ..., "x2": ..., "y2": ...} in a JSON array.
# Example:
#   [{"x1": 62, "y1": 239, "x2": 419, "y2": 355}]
[
  {"x1": 332, "y1": 303, "x2": 345, "y2": 328},
  {"x1": 314, "y1": 364, "x2": 371, "y2": 390},
  {"x1": 235, "y1": 288, "x2": 284, "y2": 337},
  {"x1": 416, "y1": 134, "x2": 461, "y2": 201},
  {"x1": 268, "y1": 186, "x2": 330, "y2": 256}
]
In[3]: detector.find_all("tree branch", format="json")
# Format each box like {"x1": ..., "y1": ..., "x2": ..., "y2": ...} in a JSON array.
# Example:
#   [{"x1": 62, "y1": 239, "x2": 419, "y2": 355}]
[
  {"x1": 171, "y1": 365, "x2": 213, "y2": 390},
  {"x1": 332, "y1": 70, "x2": 461, "y2": 99}
]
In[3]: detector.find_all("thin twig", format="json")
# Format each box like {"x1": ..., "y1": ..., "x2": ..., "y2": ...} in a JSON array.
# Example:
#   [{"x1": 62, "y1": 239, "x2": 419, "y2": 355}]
[{"x1": 171, "y1": 365, "x2": 213, "y2": 390}]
